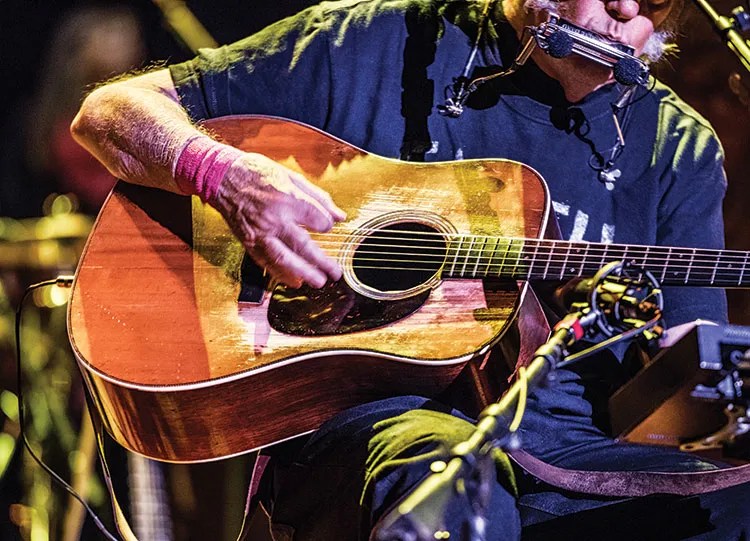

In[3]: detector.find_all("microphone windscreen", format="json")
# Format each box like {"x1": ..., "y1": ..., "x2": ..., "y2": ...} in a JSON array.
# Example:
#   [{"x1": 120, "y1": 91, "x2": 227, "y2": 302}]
[
  {"x1": 613, "y1": 57, "x2": 644, "y2": 86},
  {"x1": 547, "y1": 31, "x2": 574, "y2": 58}
]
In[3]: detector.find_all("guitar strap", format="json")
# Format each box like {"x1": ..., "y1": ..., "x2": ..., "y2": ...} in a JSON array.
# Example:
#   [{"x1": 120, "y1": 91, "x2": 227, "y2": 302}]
[
  {"x1": 84, "y1": 391, "x2": 140, "y2": 541},
  {"x1": 234, "y1": 453, "x2": 271, "y2": 541},
  {"x1": 399, "y1": 5, "x2": 438, "y2": 162},
  {"x1": 509, "y1": 448, "x2": 750, "y2": 497}
]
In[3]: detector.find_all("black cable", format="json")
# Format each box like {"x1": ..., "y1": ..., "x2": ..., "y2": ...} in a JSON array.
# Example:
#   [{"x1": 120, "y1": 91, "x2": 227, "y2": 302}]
[{"x1": 15, "y1": 278, "x2": 120, "y2": 541}]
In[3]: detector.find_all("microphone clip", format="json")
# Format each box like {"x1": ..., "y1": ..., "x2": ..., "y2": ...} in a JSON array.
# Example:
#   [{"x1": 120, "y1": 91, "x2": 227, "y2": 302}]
[
  {"x1": 556, "y1": 260, "x2": 664, "y2": 339},
  {"x1": 437, "y1": 76, "x2": 476, "y2": 118}
]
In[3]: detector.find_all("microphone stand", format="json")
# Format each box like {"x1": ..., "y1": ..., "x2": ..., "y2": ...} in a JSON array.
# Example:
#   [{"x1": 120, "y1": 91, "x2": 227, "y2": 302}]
[
  {"x1": 691, "y1": 0, "x2": 750, "y2": 75},
  {"x1": 373, "y1": 262, "x2": 664, "y2": 541},
  {"x1": 373, "y1": 311, "x2": 597, "y2": 541}
]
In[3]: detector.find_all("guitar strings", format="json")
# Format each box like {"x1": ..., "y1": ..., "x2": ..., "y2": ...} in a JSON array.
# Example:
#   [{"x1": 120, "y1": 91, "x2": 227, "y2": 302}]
[
  {"x1": 336, "y1": 263, "x2": 741, "y2": 280},
  {"x1": 332, "y1": 257, "x2": 742, "y2": 270},
  {"x1": 320, "y1": 249, "x2": 747, "y2": 268},
  {"x1": 311, "y1": 241, "x2": 747, "y2": 264},
  {"x1": 312, "y1": 238, "x2": 745, "y2": 263},
  {"x1": 301, "y1": 244, "x2": 746, "y2": 282},
  {"x1": 328, "y1": 259, "x2": 744, "y2": 282},
  {"x1": 324, "y1": 259, "x2": 746, "y2": 276},
  {"x1": 307, "y1": 229, "x2": 747, "y2": 261},
  {"x1": 336, "y1": 260, "x2": 743, "y2": 275},
  {"x1": 302, "y1": 231, "x2": 749, "y2": 276}
]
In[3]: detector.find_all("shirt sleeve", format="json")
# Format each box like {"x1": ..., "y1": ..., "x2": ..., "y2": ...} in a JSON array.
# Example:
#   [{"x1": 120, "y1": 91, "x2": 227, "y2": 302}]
[
  {"x1": 168, "y1": 6, "x2": 333, "y2": 128},
  {"x1": 655, "y1": 101, "x2": 729, "y2": 325}
]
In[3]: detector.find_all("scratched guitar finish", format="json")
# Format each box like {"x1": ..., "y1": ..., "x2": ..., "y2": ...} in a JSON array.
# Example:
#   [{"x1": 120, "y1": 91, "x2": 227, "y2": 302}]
[{"x1": 68, "y1": 116, "x2": 750, "y2": 463}]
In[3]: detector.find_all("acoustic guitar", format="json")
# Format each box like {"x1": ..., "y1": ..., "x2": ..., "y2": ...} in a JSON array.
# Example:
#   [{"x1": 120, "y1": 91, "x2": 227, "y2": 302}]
[{"x1": 68, "y1": 115, "x2": 749, "y2": 463}]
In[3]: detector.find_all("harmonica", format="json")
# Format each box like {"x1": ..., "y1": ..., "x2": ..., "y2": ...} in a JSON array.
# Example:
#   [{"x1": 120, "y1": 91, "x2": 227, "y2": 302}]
[{"x1": 528, "y1": 13, "x2": 650, "y2": 86}]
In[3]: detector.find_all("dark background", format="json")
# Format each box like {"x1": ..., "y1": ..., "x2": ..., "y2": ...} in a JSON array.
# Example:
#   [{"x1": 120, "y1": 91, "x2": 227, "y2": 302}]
[{"x1": 0, "y1": 0, "x2": 314, "y2": 119}]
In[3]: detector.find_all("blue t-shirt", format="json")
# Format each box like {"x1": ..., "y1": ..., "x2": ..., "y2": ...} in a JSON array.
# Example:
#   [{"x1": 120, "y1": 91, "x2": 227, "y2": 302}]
[{"x1": 169, "y1": 0, "x2": 728, "y2": 325}]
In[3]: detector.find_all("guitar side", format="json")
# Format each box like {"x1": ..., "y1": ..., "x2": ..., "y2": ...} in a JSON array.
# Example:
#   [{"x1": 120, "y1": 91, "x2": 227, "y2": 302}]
[{"x1": 67, "y1": 115, "x2": 550, "y2": 462}]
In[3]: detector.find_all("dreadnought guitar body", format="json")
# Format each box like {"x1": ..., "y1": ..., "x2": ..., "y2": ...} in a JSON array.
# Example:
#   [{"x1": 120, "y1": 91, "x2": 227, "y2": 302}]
[
  {"x1": 68, "y1": 115, "x2": 552, "y2": 462},
  {"x1": 69, "y1": 115, "x2": 749, "y2": 462}
]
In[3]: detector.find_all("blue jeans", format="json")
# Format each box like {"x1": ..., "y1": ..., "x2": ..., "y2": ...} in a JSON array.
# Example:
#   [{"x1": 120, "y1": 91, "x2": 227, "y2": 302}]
[{"x1": 266, "y1": 358, "x2": 750, "y2": 540}]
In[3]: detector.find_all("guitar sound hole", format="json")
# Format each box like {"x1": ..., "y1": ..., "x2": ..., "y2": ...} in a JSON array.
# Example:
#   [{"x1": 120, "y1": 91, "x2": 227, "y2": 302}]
[
  {"x1": 352, "y1": 222, "x2": 446, "y2": 293},
  {"x1": 266, "y1": 221, "x2": 445, "y2": 337}
]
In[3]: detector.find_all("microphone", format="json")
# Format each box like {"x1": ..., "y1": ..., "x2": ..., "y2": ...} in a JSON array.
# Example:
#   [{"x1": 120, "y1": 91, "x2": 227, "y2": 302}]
[
  {"x1": 613, "y1": 56, "x2": 647, "y2": 86},
  {"x1": 546, "y1": 30, "x2": 574, "y2": 58},
  {"x1": 555, "y1": 269, "x2": 662, "y2": 336}
]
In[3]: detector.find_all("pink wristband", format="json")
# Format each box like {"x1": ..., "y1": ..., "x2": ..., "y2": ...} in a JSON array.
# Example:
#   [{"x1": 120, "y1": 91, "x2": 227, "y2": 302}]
[{"x1": 174, "y1": 136, "x2": 244, "y2": 203}]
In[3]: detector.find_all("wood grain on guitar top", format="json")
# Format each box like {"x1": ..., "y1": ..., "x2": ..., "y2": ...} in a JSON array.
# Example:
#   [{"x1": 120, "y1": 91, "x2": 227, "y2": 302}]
[{"x1": 68, "y1": 115, "x2": 549, "y2": 462}]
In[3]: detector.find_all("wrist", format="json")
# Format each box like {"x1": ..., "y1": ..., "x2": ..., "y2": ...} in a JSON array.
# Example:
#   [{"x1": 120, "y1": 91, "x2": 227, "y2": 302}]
[{"x1": 173, "y1": 135, "x2": 244, "y2": 204}]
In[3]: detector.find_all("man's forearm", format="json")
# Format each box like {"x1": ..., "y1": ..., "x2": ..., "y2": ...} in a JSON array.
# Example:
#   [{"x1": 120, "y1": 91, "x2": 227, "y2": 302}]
[
  {"x1": 70, "y1": 67, "x2": 346, "y2": 287},
  {"x1": 70, "y1": 69, "x2": 201, "y2": 193}
]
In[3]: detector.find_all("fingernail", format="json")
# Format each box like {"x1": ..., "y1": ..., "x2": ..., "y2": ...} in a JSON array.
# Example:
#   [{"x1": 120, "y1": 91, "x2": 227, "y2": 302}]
[
  {"x1": 329, "y1": 265, "x2": 343, "y2": 281},
  {"x1": 310, "y1": 272, "x2": 328, "y2": 289}
]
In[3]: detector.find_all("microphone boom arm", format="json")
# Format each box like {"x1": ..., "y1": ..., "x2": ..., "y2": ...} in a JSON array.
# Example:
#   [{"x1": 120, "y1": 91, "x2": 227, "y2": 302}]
[{"x1": 691, "y1": 0, "x2": 750, "y2": 75}]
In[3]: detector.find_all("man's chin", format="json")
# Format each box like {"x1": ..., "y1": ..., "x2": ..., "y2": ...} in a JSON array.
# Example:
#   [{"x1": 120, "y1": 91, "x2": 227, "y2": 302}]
[
  {"x1": 566, "y1": 56, "x2": 614, "y2": 83},
  {"x1": 550, "y1": 56, "x2": 616, "y2": 102}
]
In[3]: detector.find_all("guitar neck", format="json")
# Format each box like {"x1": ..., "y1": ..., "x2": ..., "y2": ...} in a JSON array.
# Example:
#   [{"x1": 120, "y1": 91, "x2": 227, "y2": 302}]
[{"x1": 443, "y1": 237, "x2": 750, "y2": 288}]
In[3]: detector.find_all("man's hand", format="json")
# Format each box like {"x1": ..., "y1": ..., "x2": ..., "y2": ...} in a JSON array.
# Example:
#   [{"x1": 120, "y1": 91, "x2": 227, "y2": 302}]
[{"x1": 213, "y1": 152, "x2": 347, "y2": 289}]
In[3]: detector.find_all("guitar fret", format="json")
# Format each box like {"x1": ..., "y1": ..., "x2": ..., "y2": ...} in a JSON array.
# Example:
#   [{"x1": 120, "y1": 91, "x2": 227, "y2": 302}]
[
  {"x1": 710, "y1": 251, "x2": 719, "y2": 285},
  {"x1": 484, "y1": 237, "x2": 498, "y2": 277},
  {"x1": 622, "y1": 245, "x2": 644, "y2": 281},
  {"x1": 511, "y1": 240, "x2": 525, "y2": 278},
  {"x1": 500, "y1": 239, "x2": 513, "y2": 278},
  {"x1": 578, "y1": 243, "x2": 589, "y2": 277},
  {"x1": 740, "y1": 252, "x2": 749, "y2": 286},
  {"x1": 450, "y1": 237, "x2": 463, "y2": 276},
  {"x1": 715, "y1": 250, "x2": 743, "y2": 286},
  {"x1": 526, "y1": 240, "x2": 540, "y2": 279},
  {"x1": 610, "y1": 245, "x2": 626, "y2": 269},
  {"x1": 569, "y1": 242, "x2": 587, "y2": 278},
  {"x1": 685, "y1": 248, "x2": 696, "y2": 284},
  {"x1": 541, "y1": 241, "x2": 553, "y2": 280},
  {"x1": 691, "y1": 249, "x2": 715, "y2": 284},
  {"x1": 461, "y1": 236, "x2": 475, "y2": 277},
  {"x1": 667, "y1": 249, "x2": 688, "y2": 284},
  {"x1": 660, "y1": 247, "x2": 671, "y2": 283},
  {"x1": 474, "y1": 236, "x2": 488, "y2": 277},
  {"x1": 560, "y1": 241, "x2": 572, "y2": 279}
]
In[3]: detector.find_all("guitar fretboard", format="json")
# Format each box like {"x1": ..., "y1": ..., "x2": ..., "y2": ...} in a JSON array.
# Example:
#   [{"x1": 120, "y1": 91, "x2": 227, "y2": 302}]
[{"x1": 443, "y1": 237, "x2": 750, "y2": 288}]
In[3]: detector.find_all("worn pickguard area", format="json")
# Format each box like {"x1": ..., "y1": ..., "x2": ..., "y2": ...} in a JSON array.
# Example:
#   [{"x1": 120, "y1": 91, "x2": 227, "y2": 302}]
[{"x1": 267, "y1": 279, "x2": 429, "y2": 336}]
